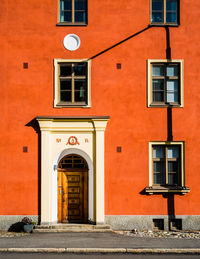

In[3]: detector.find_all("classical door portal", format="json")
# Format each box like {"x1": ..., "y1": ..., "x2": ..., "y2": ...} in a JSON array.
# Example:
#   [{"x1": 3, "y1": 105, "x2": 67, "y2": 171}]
[{"x1": 57, "y1": 155, "x2": 88, "y2": 223}]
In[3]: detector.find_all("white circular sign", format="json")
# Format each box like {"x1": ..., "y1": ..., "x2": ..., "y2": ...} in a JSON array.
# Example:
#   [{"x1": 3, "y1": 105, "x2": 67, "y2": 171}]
[{"x1": 63, "y1": 34, "x2": 81, "y2": 51}]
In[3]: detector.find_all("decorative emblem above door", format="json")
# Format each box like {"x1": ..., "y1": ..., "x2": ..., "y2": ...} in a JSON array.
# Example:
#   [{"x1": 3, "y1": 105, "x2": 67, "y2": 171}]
[{"x1": 66, "y1": 136, "x2": 80, "y2": 146}]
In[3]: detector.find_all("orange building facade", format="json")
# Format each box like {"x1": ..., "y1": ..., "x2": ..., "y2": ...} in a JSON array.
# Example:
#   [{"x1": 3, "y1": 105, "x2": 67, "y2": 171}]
[{"x1": 0, "y1": 0, "x2": 200, "y2": 230}]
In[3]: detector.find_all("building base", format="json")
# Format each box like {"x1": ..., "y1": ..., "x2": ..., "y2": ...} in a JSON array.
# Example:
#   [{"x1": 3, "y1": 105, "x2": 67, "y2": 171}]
[
  {"x1": 0, "y1": 216, "x2": 39, "y2": 230},
  {"x1": 105, "y1": 215, "x2": 200, "y2": 231},
  {"x1": 1, "y1": 215, "x2": 200, "y2": 231}
]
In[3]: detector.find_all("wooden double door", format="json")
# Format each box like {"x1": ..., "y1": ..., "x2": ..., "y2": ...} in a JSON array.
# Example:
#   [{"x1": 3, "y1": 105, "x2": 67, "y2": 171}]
[{"x1": 58, "y1": 170, "x2": 88, "y2": 223}]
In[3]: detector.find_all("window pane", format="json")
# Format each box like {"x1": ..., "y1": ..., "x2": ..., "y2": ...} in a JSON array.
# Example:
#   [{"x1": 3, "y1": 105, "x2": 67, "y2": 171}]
[
  {"x1": 167, "y1": 92, "x2": 178, "y2": 102},
  {"x1": 60, "y1": 0, "x2": 72, "y2": 22},
  {"x1": 152, "y1": 65, "x2": 164, "y2": 76},
  {"x1": 60, "y1": 80, "x2": 71, "y2": 91},
  {"x1": 152, "y1": 12, "x2": 163, "y2": 23},
  {"x1": 166, "y1": 65, "x2": 178, "y2": 76},
  {"x1": 60, "y1": 91, "x2": 72, "y2": 102},
  {"x1": 75, "y1": 79, "x2": 86, "y2": 91},
  {"x1": 75, "y1": 80, "x2": 86, "y2": 102},
  {"x1": 166, "y1": 80, "x2": 178, "y2": 102},
  {"x1": 153, "y1": 146, "x2": 164, "y2": 158},
  {"x1": 60, "y1": 11, "x2": 72, "y2": 22},
  {"x1": 75, "y1": 91, "x2": 86, "y2": 102},
  {"x1": 75, "y1": 11, "x2": 86, "y2": 22},
  {"x1": 153, "y1": 161, "x2": 165, "y2": 184},
  {"x1": 60, "y1": 12, "x2": 65, "y2": 22},
  {"x1": 153, "y1": 79, "x2": 164, "y2": 90},
  {"x1": 166, "y1": 80, "x2": 178, "y2": 91},
  {"x1": 75, "y1": 0, "x2": 86, "y2": 10},
  {"x1": 60, "y1": 0, "x2": 65, "y2": 10},
  {"x1": 60, "y1": 65, "x2": 72, "y2": 76},
  {"x1": 60, "y1": 0, "x2": 72, "y2": 10},
  {"x1": 153, "y1": 92, "x2": 164, "y2": 102},
  {"x1": 166, "y1": 0, "x2": 177, "y2": 11},
  {"x1": 168, "y1": 173, "x2": 178, "y2": 185},
  {"x1": 153, "y1": 79, "x2": 164, "y2": 102},
  {"x1": 74, "y1": 63, "x2": 86, "y2": 76},
  {"x1": 168, "y1": 161, "x2": 178, "y2": 185},
  {"x1": 166, "y1": 12, "x2": 177, "y2": 23},
  {"x1": 167, "y1": 146, "x2": 179, "y2": 158},
  {"x1": 168, "y1": 161, "x2": 178, "y2": 172},
  {"x1": 152, "y1": 0, "x2": 163, "y2": 11}
]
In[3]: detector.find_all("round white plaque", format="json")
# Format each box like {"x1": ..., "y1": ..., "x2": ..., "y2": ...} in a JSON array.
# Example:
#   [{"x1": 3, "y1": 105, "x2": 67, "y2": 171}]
[{"x1": 63, "y1": 34, "x2": 81, "y2": 51}]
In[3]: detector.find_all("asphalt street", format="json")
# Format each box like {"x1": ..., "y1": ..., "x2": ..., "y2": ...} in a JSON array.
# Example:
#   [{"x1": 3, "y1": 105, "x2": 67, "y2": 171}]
[{"x1": 0, "y1": 253, "x2": 199, "y2": 259}]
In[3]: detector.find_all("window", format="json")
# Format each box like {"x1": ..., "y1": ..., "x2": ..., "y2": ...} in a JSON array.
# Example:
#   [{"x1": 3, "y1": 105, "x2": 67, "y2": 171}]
[
  {"x1": 153, "y1": 219, "x2": 164, "y2": 231},
  {"x1": 147, "y1": 60, "x2": 184, "y2": 107},
  {"x1": 54, "y1": 59, "x2": 91, "y2": 107},
  {"x1": 145, "y1": 142, "x2": 190, "y2": 194},
  {"x1": 59, "y1": 0, "x2": 87, "y2": 25},
  {"x1": 170, "y1": 219, "x2": 182, "y2": 231},
  {"x1": 151, "y1": 0, "x2": 179, "y2": 25},
  {"x1": 58, "y1": 155, "x2": 88, "y2": 170}
]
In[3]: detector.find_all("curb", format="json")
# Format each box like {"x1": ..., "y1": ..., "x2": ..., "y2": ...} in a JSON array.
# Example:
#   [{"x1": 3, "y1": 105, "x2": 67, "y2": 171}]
[{"x1": 0, "y1": 248, "x2": 200, "y2": 254}]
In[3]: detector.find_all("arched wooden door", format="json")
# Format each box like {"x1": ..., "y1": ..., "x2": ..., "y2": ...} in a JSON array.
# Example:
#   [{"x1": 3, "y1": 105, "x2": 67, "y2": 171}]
[{"x1": 57, "y1": 155, "x2": 88, "y2": 223}]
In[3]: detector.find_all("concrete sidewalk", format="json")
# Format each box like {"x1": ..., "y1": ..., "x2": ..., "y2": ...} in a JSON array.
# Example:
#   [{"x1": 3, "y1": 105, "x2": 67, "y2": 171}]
[{"x1": 0, "y1": 232, "x2": 200, "y2": 254}]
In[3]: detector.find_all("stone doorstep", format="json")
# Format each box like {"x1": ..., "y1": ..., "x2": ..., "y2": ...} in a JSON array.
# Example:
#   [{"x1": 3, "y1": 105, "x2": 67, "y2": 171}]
[
  {"x1": 33, "y1": 224, "x2": 112, "y2": 233},
  {"x1": 33, "y1": 229, "x2": 113, "y2": 233}
]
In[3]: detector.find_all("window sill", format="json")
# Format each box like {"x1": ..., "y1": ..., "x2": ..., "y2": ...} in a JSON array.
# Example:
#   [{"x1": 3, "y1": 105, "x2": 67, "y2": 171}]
[
  {"x1": 149, "y1": 104, "x2": 182, "y2": 108},
  {"x1": 150, "y1": 23, "x2": 179, "y2": 27},
  {"x1": 54, "y1": 102, "x2": 90, "y2": 108},
  {"x1": 145, "y1": 186, "x2": 190, "y2": 195},
  {"x1": 56, "y1": 22, "x2": 87, "y2": 27}
]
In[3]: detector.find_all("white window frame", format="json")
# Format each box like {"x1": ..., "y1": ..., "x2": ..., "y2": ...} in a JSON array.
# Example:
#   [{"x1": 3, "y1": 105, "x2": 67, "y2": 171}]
[
  {"x1": 54, "y1": 59, "x2": 91, "y2": 108},
  {"x1": 58, "y1": 0, "x2": 87, "y2": 25},
  {"x1": 150, "y1": 0, "x2": 179, "y2": 26},
  {"x1": 147, "y1": 59, "x2": 184, "y2": 107},
  {"x1": 149, "y1": 141, "x2": 185, "y2": 187}
]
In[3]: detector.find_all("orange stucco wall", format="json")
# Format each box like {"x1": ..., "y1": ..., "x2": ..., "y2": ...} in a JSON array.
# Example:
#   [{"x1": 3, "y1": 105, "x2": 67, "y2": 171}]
[{"x1": 0, "y1": 0, "x2": 200, "y2": 216}]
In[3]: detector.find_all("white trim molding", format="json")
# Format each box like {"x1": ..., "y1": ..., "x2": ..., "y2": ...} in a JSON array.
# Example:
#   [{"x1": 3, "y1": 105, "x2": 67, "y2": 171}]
[{"x1": 36, "y1": 116, "x2": 109, "y2": 225}]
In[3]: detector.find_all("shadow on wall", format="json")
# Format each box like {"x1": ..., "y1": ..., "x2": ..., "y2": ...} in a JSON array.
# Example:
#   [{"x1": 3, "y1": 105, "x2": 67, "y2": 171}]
[
  {"x1": 140, "y1": 188, "x2": 177, "y2": 230},
  {"x1": 88, "y1": 25, "x2": 151, "y2": 60}
]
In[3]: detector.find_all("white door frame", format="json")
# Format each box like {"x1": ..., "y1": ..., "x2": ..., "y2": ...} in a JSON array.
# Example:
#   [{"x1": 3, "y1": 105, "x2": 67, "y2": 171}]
[{"x1": 37, "y1": 116, "x2": 109, "y2": 225}]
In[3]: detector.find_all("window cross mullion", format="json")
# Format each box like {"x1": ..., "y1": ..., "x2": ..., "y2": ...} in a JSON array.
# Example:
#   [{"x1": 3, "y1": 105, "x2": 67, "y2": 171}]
[
  {"x1": 164, "y1": 0, "x2": 166, "y2": 23},
  {"x1": 72, "y1": 70, "x2": 75, "y2": 103},
  {"x1": 165, "y1": 146, "x2": 168, "y2": 184},
  {"x1": 164, "y1": 64, "x2": 167, "y2": 104},
  {"x1": 72, "y1": 0, "x2": 75, "y2": 23}
]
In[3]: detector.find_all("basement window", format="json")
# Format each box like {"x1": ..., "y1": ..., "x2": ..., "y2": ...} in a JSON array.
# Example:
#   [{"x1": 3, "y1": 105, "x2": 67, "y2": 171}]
[
  {"x1": 170, "y1": 219, "x2": 182, "y2": 230},
  {"x1": 153, "y1": 219, "x2": 164, "y2": 231}
]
